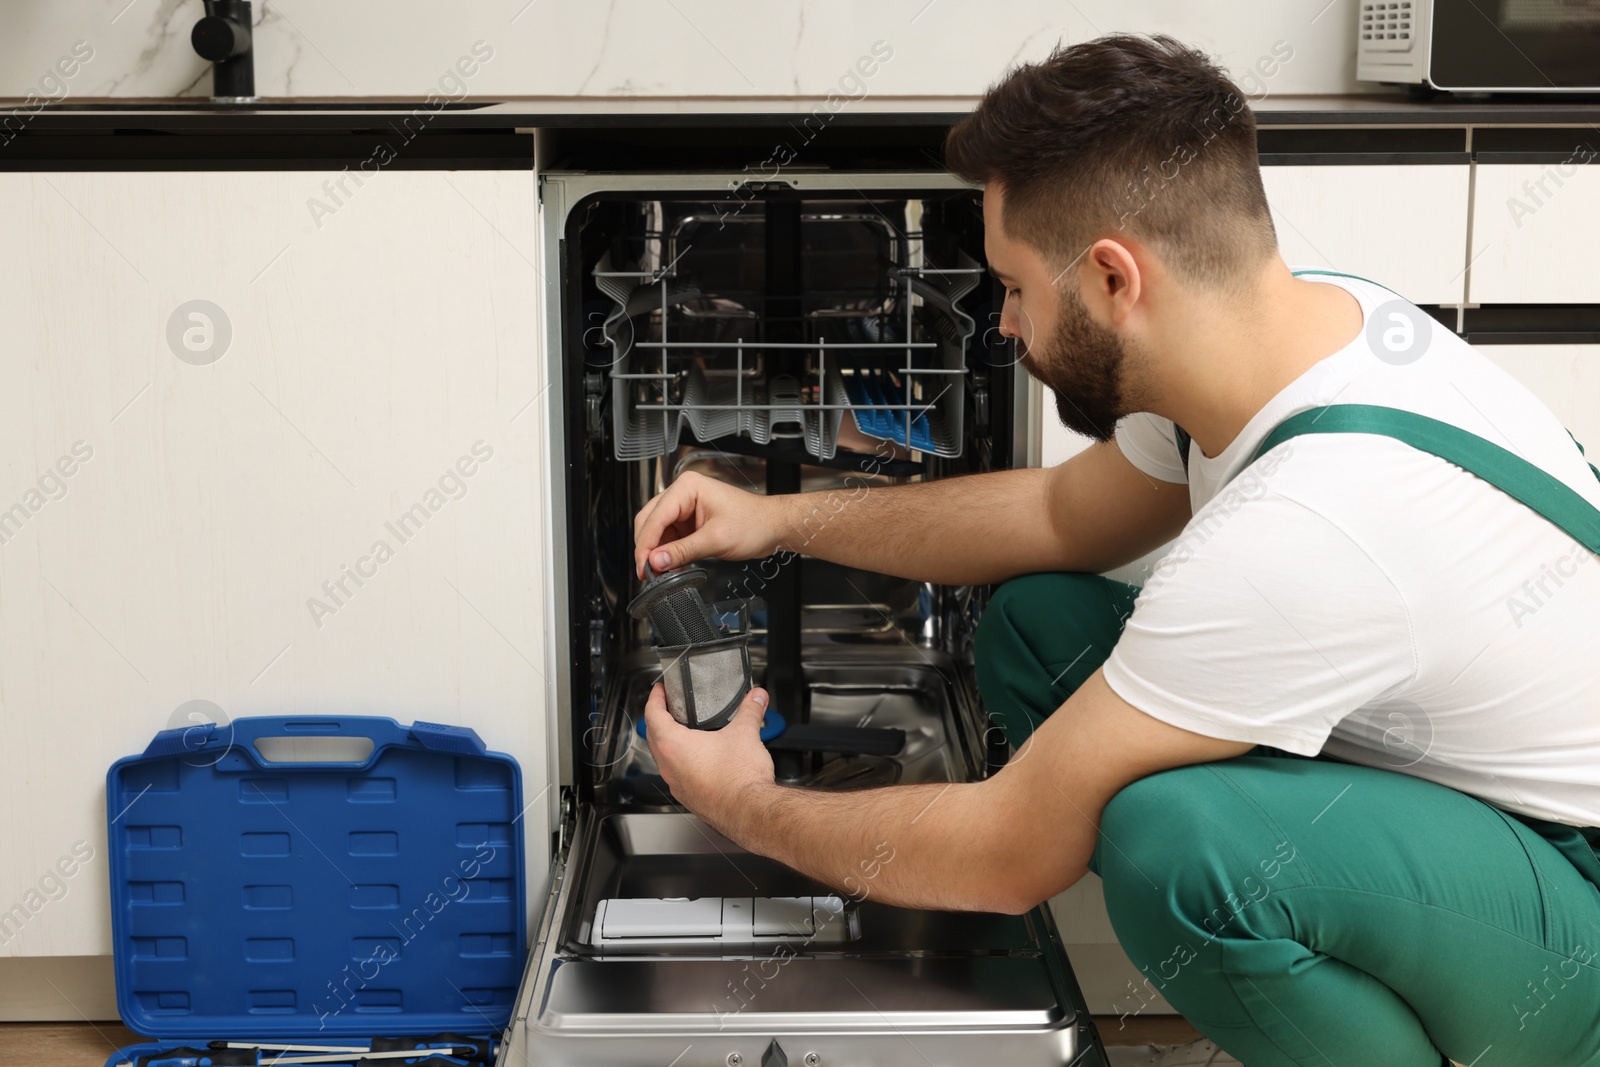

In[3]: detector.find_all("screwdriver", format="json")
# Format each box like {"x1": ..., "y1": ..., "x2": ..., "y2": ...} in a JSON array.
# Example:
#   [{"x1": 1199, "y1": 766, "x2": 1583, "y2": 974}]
[
  {"x1": 266, "y1": 1050, "x2": 472, "y2": 1065},
  {"x1": 121, "y1": 1048, "x2": 471, "y2": 1067},
  {"x1": 122, "y1": 1049, "x2": 256, "y2": 1067},
  {"x1": 213, "y1": 1046, "x2": 358, "y2": 1054},
  {"x1": 211, "y1": 1038, "x2": 488, "y2": 1061}
]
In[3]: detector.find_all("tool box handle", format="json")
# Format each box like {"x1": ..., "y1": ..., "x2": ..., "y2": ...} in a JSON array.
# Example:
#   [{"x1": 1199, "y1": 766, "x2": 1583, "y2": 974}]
[{"x1": 140, "y1": 716, "x2": 487, "y2": 767}]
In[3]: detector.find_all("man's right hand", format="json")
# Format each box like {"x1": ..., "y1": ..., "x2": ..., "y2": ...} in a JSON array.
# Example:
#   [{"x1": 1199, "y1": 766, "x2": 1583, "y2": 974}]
[{"x1": 633, "y1": 471, "x2": 787, "y2": 579}]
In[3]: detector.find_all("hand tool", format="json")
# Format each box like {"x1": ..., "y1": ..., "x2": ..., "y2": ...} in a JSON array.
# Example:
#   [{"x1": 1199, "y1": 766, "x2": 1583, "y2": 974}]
[
  {"x1": 212, "y1": 1035, "x2": 489, "y2": 1063},
  {"x1": 211, "y1": 1045, "x2": 360, "y2": 1054},
  {"x1": 123, "y1": 1048, "x2": 257, "y2": 1067},
  {"x1": 265, "y1": 1049, "x2": 471, "y2": 1065}
]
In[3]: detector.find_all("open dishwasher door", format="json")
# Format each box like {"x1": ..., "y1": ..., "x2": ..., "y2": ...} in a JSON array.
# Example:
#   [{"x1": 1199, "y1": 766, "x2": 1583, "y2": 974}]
[
  {"x1": 508, "y1": 801, "x2": 1105, "y2": 1067},
  {"x1": 506, "y1": 165, "x2": 1108, "y2": 1067}
]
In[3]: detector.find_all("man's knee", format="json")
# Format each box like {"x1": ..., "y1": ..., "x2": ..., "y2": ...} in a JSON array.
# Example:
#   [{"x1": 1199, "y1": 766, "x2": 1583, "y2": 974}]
[
  {"x1": 974, "y1": 578, "x2": 1039, "y2": 685},
  {"x1": 975, "y1": 572, "x2": 1137, "y2": 749},
  {"x1": 1096, "y1": 762, "x2": 1307, "y2": 953},
  {"x1": 1095, "y1": 765, "x2": 1215, "y2": 893},
  {"x1": 978, "y1": 572, "x2": 1127, "y2": 651}
]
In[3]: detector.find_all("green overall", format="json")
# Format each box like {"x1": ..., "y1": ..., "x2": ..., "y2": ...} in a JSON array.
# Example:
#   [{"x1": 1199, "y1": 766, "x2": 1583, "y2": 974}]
[{"x1": 973, "y1": 405, "x2": 1600, "y2": 1066}]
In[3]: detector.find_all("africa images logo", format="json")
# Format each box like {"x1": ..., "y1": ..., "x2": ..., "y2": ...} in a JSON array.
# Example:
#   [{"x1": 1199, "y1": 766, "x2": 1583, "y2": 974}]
[{"x1": 166, "y1": 699, "x2": 235, "y2": 767}]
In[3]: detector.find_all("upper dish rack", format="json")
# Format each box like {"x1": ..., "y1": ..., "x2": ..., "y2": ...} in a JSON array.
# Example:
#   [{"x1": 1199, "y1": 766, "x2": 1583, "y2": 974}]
[{"x1": 595, "y1": 238, "x2": 983, "y2": 464}]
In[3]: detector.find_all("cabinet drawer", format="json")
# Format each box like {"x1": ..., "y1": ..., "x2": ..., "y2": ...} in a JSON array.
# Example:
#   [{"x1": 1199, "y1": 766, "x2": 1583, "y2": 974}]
[
  {"x1": 1261, "y1": 165, "x2": 1471, "y2": 305},
  {"x1": 1469, "y1": 162, "x2": 1600, "y2": 304}
]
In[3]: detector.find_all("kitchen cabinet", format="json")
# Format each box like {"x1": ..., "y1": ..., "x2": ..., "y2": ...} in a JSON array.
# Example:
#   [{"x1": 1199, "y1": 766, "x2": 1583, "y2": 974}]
[
  {"x1": 1260, "y1": 164, "x2": 1472, "y2": 306},
  {"x1": 1477, "y1": 344, "x2": 1600, "y2": 455},
  {"x1": 1469, "y1": 162, "x2": 1600, "y2": 304},
  {"x1": 1051, "y1": 879, "x2": 1177, "y2": 1017},
  {"x1": 1037, "y1": 417, "x2": 1169, "y2": 1016},
  {"x1": 0, "y1": 169, "x2": 552, "y2": 1015},
  {"x1": 1040, "y1": 391, "x2": 1095, "y2": 470}
]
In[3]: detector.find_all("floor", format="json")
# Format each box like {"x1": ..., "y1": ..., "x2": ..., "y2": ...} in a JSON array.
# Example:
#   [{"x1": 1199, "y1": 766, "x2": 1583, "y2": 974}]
[
  {"x1": 6, "y1": 1022, "x2": 145, "y2": 1067},
  {"x1": 5, "y1": 1018, "x2": 1206, "y2": 1065}
]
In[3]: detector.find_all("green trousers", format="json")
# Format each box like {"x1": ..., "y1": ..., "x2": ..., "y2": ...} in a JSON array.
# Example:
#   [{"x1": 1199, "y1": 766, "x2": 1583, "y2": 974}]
[{"x1": 973, "y1": 572, "x2": 1600, "y2": 1067}]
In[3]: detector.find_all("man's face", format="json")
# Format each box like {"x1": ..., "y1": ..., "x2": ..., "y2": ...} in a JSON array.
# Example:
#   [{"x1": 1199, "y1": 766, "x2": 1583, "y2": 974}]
[{"x1": 983, "y1": 183, "x2": 1131, "y2": 443}]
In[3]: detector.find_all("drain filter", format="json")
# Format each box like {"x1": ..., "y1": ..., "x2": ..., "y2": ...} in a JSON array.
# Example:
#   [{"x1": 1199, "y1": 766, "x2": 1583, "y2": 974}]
[{"x1": 627, "y1": 566, "x2": 753, "y2": 730}]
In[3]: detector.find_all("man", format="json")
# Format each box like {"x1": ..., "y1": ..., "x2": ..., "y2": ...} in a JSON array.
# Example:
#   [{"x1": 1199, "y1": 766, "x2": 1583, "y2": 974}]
[{"x1": 632, "y1": 34, "x2": 1600, "y2": 1067}]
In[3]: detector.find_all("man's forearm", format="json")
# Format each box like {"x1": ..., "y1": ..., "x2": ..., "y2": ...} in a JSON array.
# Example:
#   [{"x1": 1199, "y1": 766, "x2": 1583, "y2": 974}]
[
  {"x1": 711, "y1": 779, "x2": 1055, "y2": 914},
  {"x1": 770, "y1": 467, "x2": 1065, "y2": 585}
]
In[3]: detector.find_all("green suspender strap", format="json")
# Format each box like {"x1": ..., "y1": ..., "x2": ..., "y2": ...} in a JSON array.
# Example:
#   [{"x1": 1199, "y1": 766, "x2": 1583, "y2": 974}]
[
  {"x1": 1244, "y1": 404, "x2": 1600, "y2": 552},
  {"x1": 1231, "y1": 402, "x2": 1600, "y2": 886}
]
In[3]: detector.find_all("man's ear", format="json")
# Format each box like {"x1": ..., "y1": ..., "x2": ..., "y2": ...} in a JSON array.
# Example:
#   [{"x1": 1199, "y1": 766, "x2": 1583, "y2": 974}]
[{"x1": 1082, "y1": 238, "x2": 1142, "y2": 326}]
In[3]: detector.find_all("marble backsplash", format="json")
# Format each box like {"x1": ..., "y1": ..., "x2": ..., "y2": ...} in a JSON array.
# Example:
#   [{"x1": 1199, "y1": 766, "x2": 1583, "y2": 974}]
[{"x1": 0, "y1": 0, "x2": 1370, "y2": 103}]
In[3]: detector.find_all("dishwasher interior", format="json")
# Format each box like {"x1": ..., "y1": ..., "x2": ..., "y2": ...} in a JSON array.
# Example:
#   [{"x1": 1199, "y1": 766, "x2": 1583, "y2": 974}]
[{"x1": 507, "y1": 167, "x2": 1107, "y2": 1067}]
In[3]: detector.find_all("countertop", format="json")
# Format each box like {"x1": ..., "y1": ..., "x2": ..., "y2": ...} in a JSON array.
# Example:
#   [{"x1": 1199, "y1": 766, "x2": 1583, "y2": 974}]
[{"x1": 7, "y1": 93, "x2": 1600, "y2": 130}]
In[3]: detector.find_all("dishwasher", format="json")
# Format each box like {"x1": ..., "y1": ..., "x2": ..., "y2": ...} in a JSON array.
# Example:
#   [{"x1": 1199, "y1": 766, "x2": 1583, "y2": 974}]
[{"x1": 503, "y1": 159, "x2": 1109, "y2": 1067}]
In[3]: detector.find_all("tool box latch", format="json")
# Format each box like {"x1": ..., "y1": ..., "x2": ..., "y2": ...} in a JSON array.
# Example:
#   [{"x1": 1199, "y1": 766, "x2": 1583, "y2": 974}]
[
  {"x1": 142, "y1": 723, "x2": 217, "y2": 758},
  {"x1": 408, "y1": 721, "x2": 488, "y2": 754}
]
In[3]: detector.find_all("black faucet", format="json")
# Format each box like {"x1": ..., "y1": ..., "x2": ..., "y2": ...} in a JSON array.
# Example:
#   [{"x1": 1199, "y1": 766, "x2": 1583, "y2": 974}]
[{"x1": 191, "y1": 0, "x2": 256, "y2": 103}]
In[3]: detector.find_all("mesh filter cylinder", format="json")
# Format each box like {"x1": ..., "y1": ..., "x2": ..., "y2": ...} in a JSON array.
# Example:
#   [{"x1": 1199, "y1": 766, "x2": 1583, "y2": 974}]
[
  {"x1": 654, "y1": 634, "x2": 753, "y2": 731},
  {"x1": 628, "y1": 567, "x2": 753, "y2": 730}
]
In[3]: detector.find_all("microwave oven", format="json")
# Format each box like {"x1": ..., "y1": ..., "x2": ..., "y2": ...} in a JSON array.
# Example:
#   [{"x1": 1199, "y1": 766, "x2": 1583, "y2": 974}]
[{"x1": 1357, "y1": 0, "x2": 1600, "y2": 93}]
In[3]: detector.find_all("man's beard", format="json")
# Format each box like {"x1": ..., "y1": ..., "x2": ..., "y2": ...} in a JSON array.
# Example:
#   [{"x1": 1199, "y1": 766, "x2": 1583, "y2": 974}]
[{"x1": 1018, "y1": 289, "x2": 1130, "y2": 443}]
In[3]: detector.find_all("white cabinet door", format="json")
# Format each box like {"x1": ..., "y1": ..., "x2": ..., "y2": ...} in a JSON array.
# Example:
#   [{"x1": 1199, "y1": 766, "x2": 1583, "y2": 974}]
[
  {"x1": 1477, "y1": 344, "x2": 1600, "y2": 454},
  {"x1": 0, "y1": 171, "x2": 551, "y2": 989},
  {"x1": 1260, "y1": 165, "x2": 1471, "y2": 306},
  {"x1": 1038, "y1": 381, "x2": 1096, "y2": 470},
  {"x1": 1051, "y1": 878, "x2": 1177, "y2": 1018},
  {"x1": 1470, "y1": 163, "x2": 1600, "y2": 304},
  {"x1": 1036, "y1": 385, "x2": 1171, "y2": 587},
  {"x1": 1039, "y1": 402, "x2": 1170, "y2": 1016}
]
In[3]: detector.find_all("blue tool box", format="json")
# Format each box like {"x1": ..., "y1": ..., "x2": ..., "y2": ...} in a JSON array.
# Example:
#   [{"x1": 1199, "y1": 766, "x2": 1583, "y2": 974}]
[{"x1": 103, "y1": 716, "x2": 527, "y2": 1067}]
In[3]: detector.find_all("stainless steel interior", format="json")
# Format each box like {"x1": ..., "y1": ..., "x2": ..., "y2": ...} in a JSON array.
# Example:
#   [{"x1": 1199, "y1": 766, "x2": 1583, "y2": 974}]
[
  {"x1": 600, "y1": 660, "x2": 975, "y2": 798},
  {"x1": 515, "y1": 791, "x2": 1101, "y2": 1066},
  {"x1": 559, "y1": 809, "x2": 1062, "y2": 959}
]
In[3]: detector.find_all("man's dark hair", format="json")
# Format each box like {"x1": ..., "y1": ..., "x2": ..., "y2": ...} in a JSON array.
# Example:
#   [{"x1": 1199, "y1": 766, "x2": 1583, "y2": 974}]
[{"x1": 945, "y1": 34, "x2": 1278, "y2": 290}]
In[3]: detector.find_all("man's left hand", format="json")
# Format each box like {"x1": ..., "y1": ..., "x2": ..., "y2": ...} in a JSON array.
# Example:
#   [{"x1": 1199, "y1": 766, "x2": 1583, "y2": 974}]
[{"x1": 643, "y1": 682, "x2": 775, "y2": 832}]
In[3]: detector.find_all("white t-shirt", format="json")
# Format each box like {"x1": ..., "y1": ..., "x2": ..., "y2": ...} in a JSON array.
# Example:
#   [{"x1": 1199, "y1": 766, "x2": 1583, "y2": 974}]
[{"x1": 1104, "y1": 269, "x2": 1600, "y2": 828}]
